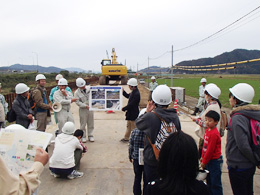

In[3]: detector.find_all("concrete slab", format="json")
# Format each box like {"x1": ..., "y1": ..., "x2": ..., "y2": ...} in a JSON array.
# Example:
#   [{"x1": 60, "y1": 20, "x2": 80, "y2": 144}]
[{"x1": 38, "y1": 87, "x2": 260, "y2": 195}]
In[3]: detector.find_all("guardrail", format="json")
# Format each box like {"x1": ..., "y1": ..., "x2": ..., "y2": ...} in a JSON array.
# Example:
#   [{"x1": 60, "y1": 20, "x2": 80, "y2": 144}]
[{"x1": 4, "y1": 76, "x2": 99, "y2": 109}]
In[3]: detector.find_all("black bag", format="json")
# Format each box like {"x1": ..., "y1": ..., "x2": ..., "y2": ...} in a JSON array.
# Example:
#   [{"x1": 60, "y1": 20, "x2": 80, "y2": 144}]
[{"x1": 6, "y1": 108, "x2": 16, "y2": 122}]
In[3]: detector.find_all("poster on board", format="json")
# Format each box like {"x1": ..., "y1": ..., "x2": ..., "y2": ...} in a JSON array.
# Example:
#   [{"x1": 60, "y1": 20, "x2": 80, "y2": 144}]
[{"x1": 89, "y1": 86, "x2": 122, "y2": 111}]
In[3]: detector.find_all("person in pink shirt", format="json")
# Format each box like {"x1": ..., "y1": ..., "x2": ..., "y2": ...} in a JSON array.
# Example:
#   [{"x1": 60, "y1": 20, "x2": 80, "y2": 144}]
[{"x1": 200, "y1": 110, "x2": 223, "y2": 195}]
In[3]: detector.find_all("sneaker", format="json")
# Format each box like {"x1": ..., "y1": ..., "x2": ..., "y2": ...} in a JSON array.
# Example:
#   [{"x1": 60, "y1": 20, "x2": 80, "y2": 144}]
[
  {"x1": 50, "y1": 171, "x2": 60, "y2": 178},
  {"x1": 67, "y1": 170, "x2": 84, "y2": 180},
  {"x1": 89, "y1": 137, "x2": 95, "y2": 142},
  {"x1": 120, "y1": 138, "x2": 129, "y2": 143},
  {"x1": 82, "y1": 138, "x2": 87, "y2": 143}
]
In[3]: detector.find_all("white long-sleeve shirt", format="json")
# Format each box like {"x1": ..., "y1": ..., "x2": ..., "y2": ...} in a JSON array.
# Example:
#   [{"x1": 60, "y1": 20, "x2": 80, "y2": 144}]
[{"x1": 49, "y1": 133, "x2": 83, "y2": 169}]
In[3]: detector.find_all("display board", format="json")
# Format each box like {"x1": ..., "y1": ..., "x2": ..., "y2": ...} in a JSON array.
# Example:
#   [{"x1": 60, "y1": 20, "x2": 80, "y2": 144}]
[{"x1": 89, "y1": 86, "x2": 122, "y2": 111}]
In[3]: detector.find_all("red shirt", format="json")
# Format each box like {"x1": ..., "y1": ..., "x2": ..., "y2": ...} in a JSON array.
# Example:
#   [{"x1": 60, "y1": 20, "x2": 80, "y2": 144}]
[{"x1": 202, "y1": 127, "x2": 221, "y2": 165}]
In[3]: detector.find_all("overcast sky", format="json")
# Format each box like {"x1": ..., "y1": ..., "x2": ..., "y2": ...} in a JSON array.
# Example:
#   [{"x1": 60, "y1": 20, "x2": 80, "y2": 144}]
[{"x1": 0, "y1": 0, "x2": 259, "y2": 72}]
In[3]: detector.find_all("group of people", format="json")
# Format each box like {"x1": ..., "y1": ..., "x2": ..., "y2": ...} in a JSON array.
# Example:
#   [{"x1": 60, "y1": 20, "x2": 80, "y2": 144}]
[
  {"x1": 0, "y1": 75, "x2": 260, "y2": 195},
  {"x1": 0, "y1": 74, "x2": 95, "y2": 187},
  {"x1": 11, "y1": 74, "x2": 94, "y2": 142},
  {"x1": 123, "y1": 77, "x2": 260, "y2": 195}
]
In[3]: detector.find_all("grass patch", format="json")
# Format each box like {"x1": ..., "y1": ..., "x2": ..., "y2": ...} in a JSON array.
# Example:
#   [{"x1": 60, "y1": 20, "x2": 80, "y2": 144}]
[{"x1": 155, "y1": 75, "x2": 259, "y2": 108}]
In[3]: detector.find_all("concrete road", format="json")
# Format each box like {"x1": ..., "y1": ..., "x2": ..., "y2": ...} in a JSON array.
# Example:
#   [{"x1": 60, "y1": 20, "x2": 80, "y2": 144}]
[{"x1": 38, "y1": 85, "x2": 260, "y2": 195}]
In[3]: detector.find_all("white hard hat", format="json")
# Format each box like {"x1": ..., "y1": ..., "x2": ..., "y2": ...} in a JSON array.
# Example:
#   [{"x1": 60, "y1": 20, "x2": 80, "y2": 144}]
[
  {"x1": 127, "y1": 78, "x2": 138, "y2": 86},
  {"x1": 62, "y1": 121, "x2": 75, "y2": 135},
  {"x1": 35, "y1": 74, "x2": 46, "y2": 81},
  {"x1": 152, "y1": 85, "x2": 172, "y2": 105},
  {"x1": 205, "y1": 83, "x2": 217, "y2": 88},
  {"x1": 15, "y1": 83, "x2": 30, "y2": 94},
  {"x1": 55, "y1": 74, "x2": 63, "y2": 81},
  {"x1": 138, "y1": 108, "x2": 147, "y2": 117},
  {"x1": 229, "y1": 83, "x2": 255, "y2": 103},
  {"x1": 200, "y1": 78, "x2": 207, "y2": 83},
  {"x1": 205, "y1": 84, "x2": 221, "y2": 99},
  {"x1": 58, "y1": 78, "x2": 68, "y2": 86},
  {"x1": 151, "y1": 76, "x2": 156, "y2": 80},
  {"x1": 5, "y1": 124, "x2": 26, "y2": 130},
  {"x1": 76, "y1": 78, "x2": 86, "y2": 88}
]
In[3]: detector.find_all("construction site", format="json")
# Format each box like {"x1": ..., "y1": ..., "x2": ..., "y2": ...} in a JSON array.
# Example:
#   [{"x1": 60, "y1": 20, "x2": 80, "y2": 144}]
[{"x1": 35, "y1": 83, "x2": 260, "y2": 195}]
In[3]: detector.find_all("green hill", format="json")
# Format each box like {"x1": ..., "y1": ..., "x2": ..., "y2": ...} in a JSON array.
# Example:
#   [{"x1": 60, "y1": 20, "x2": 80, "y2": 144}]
[{"x1": 175, "y1": 49, "x2": 260, "y2": 74}]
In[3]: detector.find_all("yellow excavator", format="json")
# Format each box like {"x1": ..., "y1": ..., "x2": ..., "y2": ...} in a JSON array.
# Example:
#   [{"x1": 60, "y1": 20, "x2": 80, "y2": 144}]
[{"x1": 99, "y1": 48, "x2": 128, "y2": 85}]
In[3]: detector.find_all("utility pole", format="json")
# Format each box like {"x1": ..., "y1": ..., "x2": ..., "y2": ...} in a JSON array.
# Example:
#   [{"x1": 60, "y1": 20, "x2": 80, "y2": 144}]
[
  {"x1": 147, "y1": 57, "x2": 149, "y2": 86},
  {"x1": 32, "y1": 52, "x2": 38, "y2": 72},
  {"x1": 32, "y1": 52, "x2": 38, "y2": 66},
  {"x1": 171, "y1": 45, "x2": 173, "y2": 87},
  {"x1": 137, "y1": 63, "x2": 139, "y2": 80}
]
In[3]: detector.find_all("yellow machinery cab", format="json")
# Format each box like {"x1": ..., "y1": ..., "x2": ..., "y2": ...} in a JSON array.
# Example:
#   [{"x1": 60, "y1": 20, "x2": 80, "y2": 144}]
[{"x1": 99, "y1": 48, "x2": 128, "y2": 85}]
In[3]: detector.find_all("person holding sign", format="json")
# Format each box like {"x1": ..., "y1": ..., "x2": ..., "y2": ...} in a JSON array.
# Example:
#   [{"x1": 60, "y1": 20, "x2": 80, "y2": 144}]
[
  {"x1": 74, "y1": 78, "x2": 94, "y2": 142},
  {"x1": 121, "y1": 78, "x2": 140, "y2": 143}
]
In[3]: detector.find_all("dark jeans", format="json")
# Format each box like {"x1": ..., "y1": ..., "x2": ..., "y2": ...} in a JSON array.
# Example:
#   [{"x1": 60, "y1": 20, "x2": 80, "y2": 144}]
[
  {"x1": 143, "y1": 163, "x2": 158, "y2": 194},
  {"x1": 206, "y1": 156, "x2": 223, "y2": 195},
  {"x1": 49, "y1": 167, "x2": 73, "y2": 177},
  {"x1": 133, "y1": 159, "x2": 147, "y2": 195},
  {"x1": 228, "y1": 166, "x2": 256, "y2": 195}
]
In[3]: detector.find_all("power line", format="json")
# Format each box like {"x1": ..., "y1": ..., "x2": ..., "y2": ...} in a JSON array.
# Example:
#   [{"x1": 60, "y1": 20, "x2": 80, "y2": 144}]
[
  {"x1": 174, "y1": 5, "x2": 260, "y2": 52},
  {"x1": 149, "y1": 51, "x2": 170, "y2": 60}
]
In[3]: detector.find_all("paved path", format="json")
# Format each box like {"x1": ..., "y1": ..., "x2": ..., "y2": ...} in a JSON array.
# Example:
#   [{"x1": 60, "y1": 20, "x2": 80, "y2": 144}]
[{"x1": 38, "y1": 85, "x2": 260, "y2": 195}]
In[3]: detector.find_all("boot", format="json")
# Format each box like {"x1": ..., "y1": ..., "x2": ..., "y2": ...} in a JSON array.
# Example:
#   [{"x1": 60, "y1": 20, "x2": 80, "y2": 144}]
[{"x1": 192, "y1": 107, "x2": 199, "y2": 116}]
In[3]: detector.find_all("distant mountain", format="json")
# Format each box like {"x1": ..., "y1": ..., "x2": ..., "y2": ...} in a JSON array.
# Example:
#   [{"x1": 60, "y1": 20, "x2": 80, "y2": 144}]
[
  {"x1": 0, "y1": 64, "x2": 66, "y2": 73},
  {"x1": 0, "y1": 64, "x2": 89, "y2": 73},
  {"x1": 65, "y1": 67, "x2": 88, "y2": 73},
  {"x1": 175, "y1": 49, "x2": 260, "y2": 74},
  {"x1": 139, "y1": 66, "x2": 170, "y2": 73},
  {"x1": 139, "y1": 49, "x2": 260, "y2": 74}
]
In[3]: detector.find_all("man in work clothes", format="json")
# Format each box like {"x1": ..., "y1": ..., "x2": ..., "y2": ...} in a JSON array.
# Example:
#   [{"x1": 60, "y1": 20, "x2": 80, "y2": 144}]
[
  {"x1": 53, "y1": 78, "x2": 77, "y2": 134},
  {"x1": 149, "y1": 76, "x2": 158, "y2": 100},
  {"x1": 49, "y1": 74, "x2": 73, "y2": 103},
  {"x1": 74, "y1": 78, "x2": 94, "y2": 142},
  {"x1": 49, "y1": 74, "x2": 72, "y2": 124},
  {"x1": 121, "y1": 78, "x2": 140, "y2": 142},
  {"x1": 192, "y1": 78, "x2": 207, "y2": 116},
  {"x1": 32, "y1": 74, "x2": 51, "y2": 131}
]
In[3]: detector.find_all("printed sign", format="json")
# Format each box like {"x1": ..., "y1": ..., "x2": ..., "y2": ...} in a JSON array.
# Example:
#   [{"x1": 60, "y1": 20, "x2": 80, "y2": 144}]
[
  {"x1": 89, "y1": 86, "x2": 122, "y2": 111},
  {"x1": 0, "y1": 128, "x2": 52, "y2": 175}
]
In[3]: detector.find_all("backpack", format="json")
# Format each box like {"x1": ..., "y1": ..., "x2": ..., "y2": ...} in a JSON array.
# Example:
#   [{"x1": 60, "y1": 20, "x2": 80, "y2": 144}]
[
  {"x1": 147, "y1": 112, "x2": 178, "y2": 160},
  {"x1": 28, "y1": 88, "x2": 36, "y2": 111},
  {"x1": 6, "y1": 107, "x2": 16, "y2": 122},
  {"x1": 219, "y1": 110, "x2": 228, "y2": 137},
  {"x1": 229, "y1": 113, "x2": 260, "y2": 165}
]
